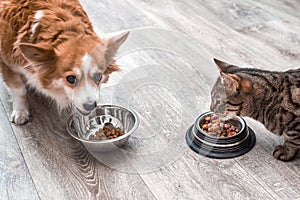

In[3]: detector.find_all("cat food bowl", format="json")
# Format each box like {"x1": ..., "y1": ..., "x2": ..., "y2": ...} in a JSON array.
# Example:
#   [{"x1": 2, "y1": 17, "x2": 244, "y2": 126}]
[
  {"x1": 67, "y1": 105, "x2": 139, "y2": 153},
  {"x1": 186, "y1": 111, "x2": 256, "y2": 158}
]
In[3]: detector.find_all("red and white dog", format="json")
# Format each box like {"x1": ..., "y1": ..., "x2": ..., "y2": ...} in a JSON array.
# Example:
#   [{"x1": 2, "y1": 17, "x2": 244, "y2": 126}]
[{"x1": 0, "y1": 0, "x2": 129, "y2": 125}]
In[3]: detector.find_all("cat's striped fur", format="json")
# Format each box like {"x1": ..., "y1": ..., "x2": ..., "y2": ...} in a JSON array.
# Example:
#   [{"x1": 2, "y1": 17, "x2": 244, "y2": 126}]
[{"x1": 210, "y1": 59, "x2": 300, "y2": 161}]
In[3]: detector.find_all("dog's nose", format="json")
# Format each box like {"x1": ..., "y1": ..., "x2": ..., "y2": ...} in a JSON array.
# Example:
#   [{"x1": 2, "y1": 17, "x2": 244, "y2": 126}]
[{"x1": 83, "y1": 101, "x2": 97, "y2": 111}]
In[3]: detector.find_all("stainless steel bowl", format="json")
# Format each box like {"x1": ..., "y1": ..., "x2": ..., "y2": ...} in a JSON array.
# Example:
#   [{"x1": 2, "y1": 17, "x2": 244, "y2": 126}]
[
  {"x1": 195, "y1": 111, "x2": 246, "y2": 143},
  {"x1": 186, "y1": 111, "x2": 256, "y2": 158},
  {"x1": 67, "y1": 105, "x2": 139, "y2": 153}
]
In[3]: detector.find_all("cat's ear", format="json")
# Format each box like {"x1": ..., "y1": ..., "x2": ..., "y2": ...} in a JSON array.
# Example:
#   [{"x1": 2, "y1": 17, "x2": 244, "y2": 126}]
[
  {"x1": 214, "y1": 58, "x2": 238, "y2": 73},
  {"x1": 220, "y1": 72, "x2": 240, "y2": 94}
]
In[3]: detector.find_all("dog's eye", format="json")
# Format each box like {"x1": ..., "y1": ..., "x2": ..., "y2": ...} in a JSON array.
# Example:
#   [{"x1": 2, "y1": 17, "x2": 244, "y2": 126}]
[
  {"x1": 93, "y1": 73, "x2": 102, "y2": 83},
  {"x1": 66, "y1": 75, "x2": 77, "y2": 85}
]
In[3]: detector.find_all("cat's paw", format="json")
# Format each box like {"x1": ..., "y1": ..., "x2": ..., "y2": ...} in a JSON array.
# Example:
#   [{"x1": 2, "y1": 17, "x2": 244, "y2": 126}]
[
  {"x1": 10, "y1": 109, "x2": 30, "y2": 125},
  {"x1": 273, "y1": 145, "x2": 297, "y2": 161}
]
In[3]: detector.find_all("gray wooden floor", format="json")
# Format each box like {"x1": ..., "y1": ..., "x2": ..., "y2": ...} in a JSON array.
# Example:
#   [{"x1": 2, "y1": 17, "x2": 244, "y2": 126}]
[{"x1": 1, "y1": 0, "x2": 300, "y2": 199}]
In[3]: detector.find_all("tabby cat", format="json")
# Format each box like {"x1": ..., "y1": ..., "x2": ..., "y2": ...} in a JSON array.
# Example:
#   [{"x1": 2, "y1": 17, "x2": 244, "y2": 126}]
[{"x1": 210, "y1": 59, "x2": 300, "y2": 161}]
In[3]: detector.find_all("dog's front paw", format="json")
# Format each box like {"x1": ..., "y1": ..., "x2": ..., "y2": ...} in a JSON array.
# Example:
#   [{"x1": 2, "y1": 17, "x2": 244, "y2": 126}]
[
  {"x1": 273, "y1": 145, "x2": 297, "y2": 161},
  {"x1": 11, "y1": 109, "x2": 30, "y2": 125}
]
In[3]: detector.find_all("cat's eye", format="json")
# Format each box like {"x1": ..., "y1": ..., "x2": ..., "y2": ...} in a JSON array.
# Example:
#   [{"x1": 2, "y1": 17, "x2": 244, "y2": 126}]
[
  {"x1": 66, "y1": 75, "x2": 77, "y2": 85},
  {"x1": 93, "y1": 73, "x2": 102, "y2": 83}
]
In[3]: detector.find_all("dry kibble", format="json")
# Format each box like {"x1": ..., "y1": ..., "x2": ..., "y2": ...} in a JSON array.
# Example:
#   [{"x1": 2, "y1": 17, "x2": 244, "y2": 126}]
[
  {"x1": 202, "y1": 124, "x2": 209, "y2": 130},
  {"x1": 88, "y1": 124, "x2": 125, "y2": 141},
  {"x1": 204, "y1": 116, "x2": 211, "y2": 121},
  {"x1": 200, "y1": 114, "x2": 240, "y2": 137},
  {"x1": 96, "y1": 134, "x2": 102, "y2": 140},
  {"x1": 89, "y1": 134, "x2": 95, "y2": 140},
  {"x1": 106, "y1": 131, "x2": 112, "y2": 136}
]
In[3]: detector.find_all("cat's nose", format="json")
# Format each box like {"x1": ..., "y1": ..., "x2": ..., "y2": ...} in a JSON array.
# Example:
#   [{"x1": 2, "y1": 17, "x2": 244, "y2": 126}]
[{"x1": 83, "y1": 101, "x2": 97, "y2": 111}]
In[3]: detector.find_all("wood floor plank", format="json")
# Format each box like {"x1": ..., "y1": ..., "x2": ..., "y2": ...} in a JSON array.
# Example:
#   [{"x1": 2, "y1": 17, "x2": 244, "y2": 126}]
[
  {"x1": 79, "y1": 0, "x2": 157, "y2": 33},
  {"x1": 193, "y1": 0, "x2": 300, "y2": 63},
  {"x1": 125, "y1": 0, "x2": 300, "y2": 68},
  {"x1": 140, "y1": 151, "x2": 276, "y2": 200},
  {"x1": 0, "y1": 91, "x2": 39, "y2": 200}
]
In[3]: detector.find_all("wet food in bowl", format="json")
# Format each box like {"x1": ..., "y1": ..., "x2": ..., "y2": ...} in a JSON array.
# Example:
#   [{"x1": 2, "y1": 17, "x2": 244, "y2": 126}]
[{"x1": 200, "y1": 114, "x2": 240, "y2": 137}]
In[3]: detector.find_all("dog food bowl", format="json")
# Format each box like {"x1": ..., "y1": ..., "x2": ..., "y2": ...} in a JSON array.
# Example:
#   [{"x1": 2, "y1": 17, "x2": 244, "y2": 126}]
[
  {"x1": 67, "y1": 105, "x2": 139, "y2": 153},
  {"x1": 186, "y1": 111, "x2": 256, "y2": 158}
]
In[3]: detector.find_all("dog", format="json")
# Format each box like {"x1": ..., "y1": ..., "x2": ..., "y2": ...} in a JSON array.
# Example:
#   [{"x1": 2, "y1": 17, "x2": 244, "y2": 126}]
[{"x1": 0, "y1": 0, "x2": 129, "y2": 125}]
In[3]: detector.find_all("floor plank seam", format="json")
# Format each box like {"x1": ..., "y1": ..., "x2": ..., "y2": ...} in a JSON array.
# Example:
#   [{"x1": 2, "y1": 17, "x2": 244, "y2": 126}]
[{"x1": 136, "y1": 172, "x2": 160, "y2": 200}]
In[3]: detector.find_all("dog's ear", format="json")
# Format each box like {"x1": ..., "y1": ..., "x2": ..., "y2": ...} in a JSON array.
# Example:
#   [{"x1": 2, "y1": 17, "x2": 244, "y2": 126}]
[
  {"x1": 19, "y1": 43, "x2": 56, "y2": 63},
  {"x1": 102, "y1": 31, "x2": 129, "y2": 64}
]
